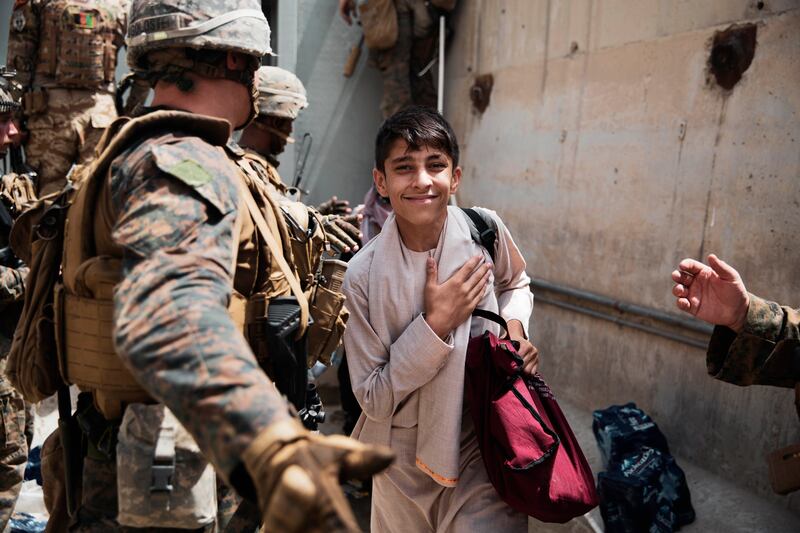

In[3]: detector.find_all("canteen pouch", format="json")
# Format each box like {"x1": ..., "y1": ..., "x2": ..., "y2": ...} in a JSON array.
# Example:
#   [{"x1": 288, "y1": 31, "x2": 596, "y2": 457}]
[
  {"x1": 308, "y1": 284, "x2": 348, "y2": 367},
  {"x1": 767, "y1": 443, "x2": 800, "y2": 495},
  {"x1": 359, "y1": 0, "x2": 398, "y2": 50},
  {"x1": 116, "y1": 404, "x2": 216, "y2": 529}
]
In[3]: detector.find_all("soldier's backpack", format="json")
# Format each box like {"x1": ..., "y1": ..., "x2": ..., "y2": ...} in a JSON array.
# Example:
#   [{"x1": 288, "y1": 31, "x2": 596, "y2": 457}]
[
  {"x1": 358, "y1": 0, "x2": 398, "y2": 50},
  {"x1": 7, "y1": 111, "x2": 233, "y2": 405}
]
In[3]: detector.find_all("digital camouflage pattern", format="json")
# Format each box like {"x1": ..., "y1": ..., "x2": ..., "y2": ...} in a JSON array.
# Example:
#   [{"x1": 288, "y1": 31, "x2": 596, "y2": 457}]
[
  {"x1": 25, "y1": 89, "x2": 117, "y2": 195},
  {"x1": 109, "y1": 129, "x2": 293, "y2": 485},
  {"x1": 7, "y1": 0, "x2": 128, "y2": 92},
  {"x1": 8, "y1": 0, "x2": 131, "y2": 196},
  {"x1": 0, "y1": 394, "x2": 26, "y2": 530},
  {"x1": 707, "y1": 293, "x2": 800, "y2": 389},
  {"x1": 368, "y1": 0, "x2": 437, "y2": 118},
  {"x1": 256, "y1": 66, "x2": 308, "y2": 120},
  {"x1": 125, "y1": 0, "x2": 272, "y2": 71}
]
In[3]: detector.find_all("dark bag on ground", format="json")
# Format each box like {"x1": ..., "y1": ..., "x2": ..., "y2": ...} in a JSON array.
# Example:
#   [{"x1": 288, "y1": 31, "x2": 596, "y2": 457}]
[
  {"x1": 465, "y1": 309, "x2": 598, "y2": 522},
  {"x1": 593, "y1": 404, "x2": 695, "y2": 532}
]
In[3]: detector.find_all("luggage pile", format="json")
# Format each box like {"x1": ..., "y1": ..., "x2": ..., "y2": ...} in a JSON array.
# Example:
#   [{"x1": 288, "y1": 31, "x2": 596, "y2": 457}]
[{"x1": 592, "y1": 403, "x2": 695, "y2": 532}]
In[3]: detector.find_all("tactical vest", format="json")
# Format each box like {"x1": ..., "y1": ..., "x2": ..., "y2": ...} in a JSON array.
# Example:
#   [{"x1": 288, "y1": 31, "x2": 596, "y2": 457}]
[
  {"x1": 35, "y1": 0, "x2": 120, "y2": 89},
  {"x1": 242, "y1": 150, "x2": 349, "y2": 367},
  {"x1": 57, "y1": 111, "x2": 308, "y2": 420}
]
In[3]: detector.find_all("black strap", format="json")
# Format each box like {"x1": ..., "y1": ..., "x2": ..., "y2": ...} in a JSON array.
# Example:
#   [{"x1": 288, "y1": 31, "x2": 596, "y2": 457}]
[
  {"x1": 461, "y1": 207, "x2": 497, "y2": 261},
  {"x1": 472, "y1": 308, "x2": 509, "y2": 338}
]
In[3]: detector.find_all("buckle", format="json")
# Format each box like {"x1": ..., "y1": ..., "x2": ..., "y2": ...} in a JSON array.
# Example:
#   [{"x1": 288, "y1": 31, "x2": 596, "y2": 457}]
[{"x1": 150, "y1": 463, "x2": 174, "y2": 493}]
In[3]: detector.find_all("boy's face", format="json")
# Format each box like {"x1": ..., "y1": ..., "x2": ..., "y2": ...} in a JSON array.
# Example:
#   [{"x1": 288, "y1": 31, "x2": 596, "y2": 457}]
[{"x1": 373, "y1": 139, "x2": 461, "y2": 228}]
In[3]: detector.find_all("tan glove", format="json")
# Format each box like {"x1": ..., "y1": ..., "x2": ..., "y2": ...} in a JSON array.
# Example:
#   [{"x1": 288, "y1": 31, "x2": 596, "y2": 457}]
[{"x1": 243, "y1": 418, "x2": 394, "y2": 533}]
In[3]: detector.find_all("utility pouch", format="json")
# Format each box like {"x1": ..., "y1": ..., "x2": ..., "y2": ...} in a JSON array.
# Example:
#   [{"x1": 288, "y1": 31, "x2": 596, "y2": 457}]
[
  {"x1": 116, "y1": 404, "x2": 216, "y2": 529},
  {"x1": 307, "y1": 259, "x2": 349, "y2": 367},
  {"x1": 359, "y1": 0, "x2": 398, "y2": 50},
  {"x1": 22, "y1": 89, "x2": 47, "y2": 114},
  {"x1": 247, "y1": 296, "x2": 310, "y2": 411},
  {"x1": 767, "y1": 443, "x2": 800, "y2": 495}
]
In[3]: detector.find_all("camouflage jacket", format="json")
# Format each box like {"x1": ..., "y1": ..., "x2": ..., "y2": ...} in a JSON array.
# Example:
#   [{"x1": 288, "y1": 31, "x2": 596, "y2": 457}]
[
  {"x1": 0, "y1": 263, "x2": 28, "y2": 395},
  {"x1": 707, "y1": 293, "x2": 800, "y2": 389},
  {"x1": 108, "y1": 114, "x2": 292, "y2": 490},
  {"x1": 8, "y1": 0, "x2": 129, "y2": 94}
]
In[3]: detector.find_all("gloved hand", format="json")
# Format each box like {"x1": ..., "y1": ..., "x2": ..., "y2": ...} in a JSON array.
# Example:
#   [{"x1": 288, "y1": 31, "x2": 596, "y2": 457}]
[
  {"x1": 322, "y1": 213, "x2": 363, "y2": 254},
  {"x1": 317, "y1": 196, "x2": 352, "y2": 216},
  {"x1": 243, "y1": 418, "x2": 394, "y2": 533}
]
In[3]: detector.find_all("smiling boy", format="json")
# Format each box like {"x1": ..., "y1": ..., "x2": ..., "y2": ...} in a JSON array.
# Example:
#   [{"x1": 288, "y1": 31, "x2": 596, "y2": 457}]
[{"x1": 342, "y1": 107, "x2": 537, "y2": 532}]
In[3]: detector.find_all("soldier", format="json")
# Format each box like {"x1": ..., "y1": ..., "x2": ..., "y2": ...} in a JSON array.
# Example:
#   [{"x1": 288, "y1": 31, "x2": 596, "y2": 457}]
[
  {"x1": 7, "y1": 0, "x2": 145, "y2": 196},
  {"x1": 0, "y1": 68, "x2": 36, "y2": 530},
  {"x1": 28, "y1": 0, "x2": 391, "y2": 531},
  {"x1": 239, "y1": 65, "x2": 363, "y2": 255},
  {"x1": 338, "y1": 0, "x2": 441, "y2": 119}
]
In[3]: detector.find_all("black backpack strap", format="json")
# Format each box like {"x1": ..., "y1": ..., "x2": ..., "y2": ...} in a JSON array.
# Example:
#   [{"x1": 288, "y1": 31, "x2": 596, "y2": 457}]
[{"x1": 461, "y1": 207, "x2": 497, "y2": 261}]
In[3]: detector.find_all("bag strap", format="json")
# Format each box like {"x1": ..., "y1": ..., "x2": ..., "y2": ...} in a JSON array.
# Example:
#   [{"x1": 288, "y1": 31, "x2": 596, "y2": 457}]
[
  {"x1": 460, "y1": 207, "x2": 497, "y2": 261},
  {"x1": 236, "y1": 178, "x2": 309, "y2": 338},
  {"x1": 472, "y1": 308, "x2": 509, "y2": 339}
]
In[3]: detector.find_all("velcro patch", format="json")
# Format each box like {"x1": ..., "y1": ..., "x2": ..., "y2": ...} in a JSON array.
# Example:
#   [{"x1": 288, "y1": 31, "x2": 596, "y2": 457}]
[
  {"x1": 167, "y1": 159, "x2": 213, "y2": 187},
  {"x1": 151, "y1": 140, "x2": 236, "y2": 216}
]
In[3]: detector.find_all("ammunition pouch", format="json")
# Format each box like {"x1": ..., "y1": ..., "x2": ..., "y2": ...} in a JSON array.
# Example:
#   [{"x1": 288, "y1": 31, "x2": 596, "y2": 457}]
[
  {"x1": 308, "y1": 283, "x2": 348, "y2": 367},
  {"x1": 116, "y1": 403, "x2": 217, "y2": 529},
  {"x1": 246, "y1": 296, "x2": 311, "y2": 411},
  {"x1": 22, "y1": 89, "x2": 48, "y2": 115}
]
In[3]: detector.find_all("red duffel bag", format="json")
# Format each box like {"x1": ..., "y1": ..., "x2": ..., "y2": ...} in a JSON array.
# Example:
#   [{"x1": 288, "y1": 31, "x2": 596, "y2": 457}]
[{"x1": 465, "y1": 309, "x2": 599, "y2": 523}]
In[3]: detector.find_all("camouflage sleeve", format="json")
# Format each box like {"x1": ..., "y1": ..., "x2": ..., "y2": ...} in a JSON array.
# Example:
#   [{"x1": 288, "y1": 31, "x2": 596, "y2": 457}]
[
  {"x1": 0, "y1": 264, "x2": 28, "y2": 303},
  {"x1": 110, "y1": 137, "x2": 292, "y2": 487},
  {"x1": 706, "y1": 293, "x2": 800, "y2": 388}
]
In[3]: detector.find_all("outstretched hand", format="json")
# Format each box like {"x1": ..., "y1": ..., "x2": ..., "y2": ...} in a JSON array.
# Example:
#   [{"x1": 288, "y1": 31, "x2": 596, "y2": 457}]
[
  {"x1": 671, "y1": 254, "x2": 750, "y2": 332},
  {"x1": 424, "y1": 255, "x2": 491, "y2": 340}
]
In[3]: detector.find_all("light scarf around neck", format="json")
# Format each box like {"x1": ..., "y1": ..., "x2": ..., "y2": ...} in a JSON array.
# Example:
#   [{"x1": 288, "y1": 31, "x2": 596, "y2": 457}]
[{"x1": 367, "y1": 205, "x2": 499, "y2": 486}]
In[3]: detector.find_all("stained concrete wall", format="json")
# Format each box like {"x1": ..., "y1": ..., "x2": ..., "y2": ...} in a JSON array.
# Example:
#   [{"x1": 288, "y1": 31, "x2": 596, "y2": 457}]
[{"x1": 445, "y1": 0, "x2": 800, "y2": 512}]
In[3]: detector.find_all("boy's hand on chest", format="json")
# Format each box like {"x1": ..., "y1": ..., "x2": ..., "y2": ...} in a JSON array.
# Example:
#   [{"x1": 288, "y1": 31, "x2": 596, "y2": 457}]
[{"x1": 423, "y1": 255, "x2": 492, "y2": 340}]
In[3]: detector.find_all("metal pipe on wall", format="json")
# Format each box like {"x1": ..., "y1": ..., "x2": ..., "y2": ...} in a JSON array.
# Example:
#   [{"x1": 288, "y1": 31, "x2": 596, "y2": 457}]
[{"x1": 530, "y1": 278, "x2": 713, "y2": 335}]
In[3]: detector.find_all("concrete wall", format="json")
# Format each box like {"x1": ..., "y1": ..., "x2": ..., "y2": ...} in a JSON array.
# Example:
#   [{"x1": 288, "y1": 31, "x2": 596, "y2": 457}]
[
  {"x1": 445, "y1": 0, "x2": 800, "y2": 512},
  {"x1": 284, "y1": 0, "x2": 385, "y2": 207}
]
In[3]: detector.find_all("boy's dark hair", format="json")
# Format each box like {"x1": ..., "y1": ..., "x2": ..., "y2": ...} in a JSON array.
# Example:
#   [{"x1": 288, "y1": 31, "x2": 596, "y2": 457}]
[{"x1": 374, "y1": 106, "x2": 459, "y2": 173}]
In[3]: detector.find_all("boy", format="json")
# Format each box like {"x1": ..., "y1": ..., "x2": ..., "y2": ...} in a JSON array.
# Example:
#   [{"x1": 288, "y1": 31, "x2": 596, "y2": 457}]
[{"x1": 343, "y1": 107, "x2": 537, "y2": 532}]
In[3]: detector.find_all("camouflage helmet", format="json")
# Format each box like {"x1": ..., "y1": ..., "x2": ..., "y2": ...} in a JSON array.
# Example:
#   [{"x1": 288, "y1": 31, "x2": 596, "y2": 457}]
[
  {"x1": 126, "y1": 0, "x2": 272, "y2": 71},
  {"x1": 256, "y1": 66, "x2": 308, "y2": 120},
  {"x1": 0, "y1": 67, "x2": 20, "y2": 114}
]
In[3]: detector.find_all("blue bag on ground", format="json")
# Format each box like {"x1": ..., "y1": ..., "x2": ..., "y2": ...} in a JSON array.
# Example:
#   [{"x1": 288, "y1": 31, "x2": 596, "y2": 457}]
[
  {"x1": 593, "y1": 404, "x2": 695, "y2": 532},
  {"x1": 23, "y1": 446, "x2": 42, "y2": 486},
  {"x1": 9, "y1": 512, "x2": 47, "y2": 533}
]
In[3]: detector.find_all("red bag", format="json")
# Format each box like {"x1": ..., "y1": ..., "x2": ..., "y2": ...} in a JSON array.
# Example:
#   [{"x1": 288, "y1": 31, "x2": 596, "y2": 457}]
[{"x1": 465, "y1": 310, "x2": 599, "y2": 523}]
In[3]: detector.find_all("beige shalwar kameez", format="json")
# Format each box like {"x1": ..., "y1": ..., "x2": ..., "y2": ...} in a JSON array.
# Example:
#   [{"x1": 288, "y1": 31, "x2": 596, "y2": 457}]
[{"x1": 342, "y1": 206, "x2": 533, "y2": 533}]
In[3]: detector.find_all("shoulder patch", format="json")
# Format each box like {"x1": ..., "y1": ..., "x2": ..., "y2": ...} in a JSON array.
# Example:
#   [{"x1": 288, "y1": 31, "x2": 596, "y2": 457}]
[
  {"x1": 165, "y1": 159, "x2": 214, "y2": 187},
  {"x1": 150, "y1": 138, "x2": 237, "y2": 216}
]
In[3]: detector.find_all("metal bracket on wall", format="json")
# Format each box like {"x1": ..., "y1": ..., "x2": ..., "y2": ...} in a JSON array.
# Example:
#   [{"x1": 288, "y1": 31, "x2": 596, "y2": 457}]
[{"x1": 530, "y1": 278, "x2": 713, "y2": 349}]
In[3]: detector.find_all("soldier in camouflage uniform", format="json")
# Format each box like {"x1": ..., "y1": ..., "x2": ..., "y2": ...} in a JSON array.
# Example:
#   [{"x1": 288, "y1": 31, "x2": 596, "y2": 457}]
[
  {"x1": 239, "y1": 65, "x2": 362, "y2": 254},
  {"x1": 0, "y1": 69, "x2": 36, "y2": 531},
  {"x1": 671, "y1": 254, "x2": 800, "y2": 395},
  {"x1": 36, "y1": 1, "x2": 391, "y2": 531},
  {"x1": 7, "y1": 0, "x2": 145, "y2": 196},
  {"x1": 338, "y1": 0, "x2": 438, "y2": 119}
]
